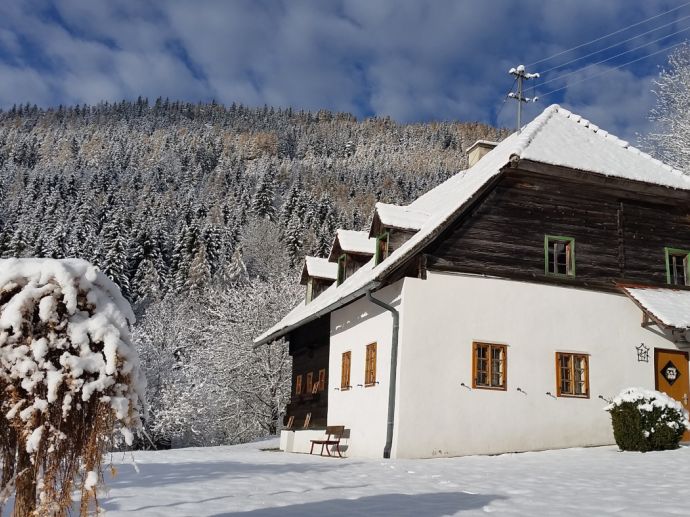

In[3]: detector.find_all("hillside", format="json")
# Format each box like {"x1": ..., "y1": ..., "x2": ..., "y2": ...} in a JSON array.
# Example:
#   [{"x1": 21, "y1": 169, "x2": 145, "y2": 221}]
[{"x1": 0, "y1": 99, "x2": 507, "y2": 447}]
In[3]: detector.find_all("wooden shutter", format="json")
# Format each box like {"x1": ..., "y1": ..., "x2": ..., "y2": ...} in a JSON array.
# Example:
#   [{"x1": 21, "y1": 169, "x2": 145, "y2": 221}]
[
  {"x1": 306, "y1": 372, "x2": 313, "y2": 394},
  {"x1": 295, "y1": 375, "x2": 303, "y2": 395},
  {"x1": 365, "y1": 343, "x2": 377, "y2": 386},
  {"x1": 341, "y1": 352, "x2": 351, "y2": 390},
  {"x1": 318, "y1": 369, "x2": 326, "y2": 391}
]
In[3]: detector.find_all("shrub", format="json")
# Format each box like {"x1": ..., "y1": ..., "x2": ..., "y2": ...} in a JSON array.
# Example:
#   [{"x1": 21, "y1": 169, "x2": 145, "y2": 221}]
[
  {"x1": 605, "y1": 387, "x2": 690, "y2": 452},
  {"x1": 0, "y1": 258, "x2": 146, "y2": 516}
]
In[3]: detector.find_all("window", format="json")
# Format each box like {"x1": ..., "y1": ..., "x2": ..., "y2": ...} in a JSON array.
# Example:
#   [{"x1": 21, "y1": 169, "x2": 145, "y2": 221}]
[
  {"x1": 306, "y1": 372, "x2": 313, "y2": 394},
  {"x1": 337, "y1": 254, "x2": 347, "y2": 285},
  {"x1": 472, "y1": 342, "x2": 507, "y2": 390},
  {"x1": 375, "y1": 231, "x2": 390, "y2": 265},
  {"x1": 341, "y1": 352, "x2": 351, "y2": 390},
  {"x1": 295, "y1": 375, "x2": 303, "y2": 395},
  {"x1": 556, "y1": 353, "x2": 589, "y2": 397},
  {"x1": 545, "y1": 235, "x2": 575, "y2": 276},
  {"x1": 365, "y1": 343, "x2": 377, "y2": 386},
  {"x1": 665, "y1": 247, "x2": 690, "y2": 286},
  {"x1": 318, "y1": 369, "x2": 326, "y2": 391}
]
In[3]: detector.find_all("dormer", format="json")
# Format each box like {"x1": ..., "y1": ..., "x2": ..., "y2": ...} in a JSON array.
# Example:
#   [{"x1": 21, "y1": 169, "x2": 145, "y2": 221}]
[
  {"x1": 370, "y1": 203, "x2": 430, "y2": 265},
  {"x1": 300, "y1": 256, "x2": 337, "y2": 304},
  {"x1": 328, "y1": 230, "x2": 376, "y2": 285}
]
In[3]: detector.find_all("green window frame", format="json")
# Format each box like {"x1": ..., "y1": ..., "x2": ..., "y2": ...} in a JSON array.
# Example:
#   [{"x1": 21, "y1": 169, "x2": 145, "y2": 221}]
[
  {"x1": 337, "y1": 254, "x2": 347, "y2": 285},
  {"x1": 544, "y1": 235, "x2": 576, "y2": 277},
  {"x1": 375, "y1": 231, "x2": 390, "y2": 265},
  {"x1": 664, "y1": 247, "x2": 690, "y2": 286}
]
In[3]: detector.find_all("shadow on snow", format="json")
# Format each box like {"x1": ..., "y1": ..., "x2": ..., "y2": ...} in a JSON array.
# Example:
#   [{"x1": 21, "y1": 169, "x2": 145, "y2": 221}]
[{"x1": 211, "y1": 492, "x2": 502, "y2": 516}]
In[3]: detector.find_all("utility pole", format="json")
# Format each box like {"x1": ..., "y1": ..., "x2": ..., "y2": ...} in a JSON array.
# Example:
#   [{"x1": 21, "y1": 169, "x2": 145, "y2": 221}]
[{"x1": 508, "y1": 65, "x2": 539, "y2": 132}]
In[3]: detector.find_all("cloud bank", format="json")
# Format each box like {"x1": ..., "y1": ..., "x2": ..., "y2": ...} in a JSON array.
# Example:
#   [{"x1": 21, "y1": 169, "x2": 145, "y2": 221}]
[{"x1": 0, "y1": 0, "x2": 686, "y2": 138}]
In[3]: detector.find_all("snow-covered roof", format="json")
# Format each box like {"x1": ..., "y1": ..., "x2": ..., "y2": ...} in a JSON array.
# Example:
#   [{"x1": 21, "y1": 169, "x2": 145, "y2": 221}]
[
  {"x1": 328, "y1": 230, "x2": 376, "y2": 260},
  {"x1": 467, "y1": 140, "x2": 499, "y2": 152},
  {"x1": 300, "y1": 256, "x2": 338, "y2": 284},
  {"x1": 255, "y1": 105, "x2": 690, "y2": 345},
  {"x1": 623, "y1": 286, "x2": 690, "y2": 330},
  {"x1": 374, "y1": 202, "x2": 430, "y2": 232}
]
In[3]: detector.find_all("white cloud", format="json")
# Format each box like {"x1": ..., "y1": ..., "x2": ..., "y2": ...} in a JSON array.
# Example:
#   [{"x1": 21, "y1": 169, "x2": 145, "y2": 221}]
[{"x1": 0, "y1": 0, "x2": 681, "y2": 138}]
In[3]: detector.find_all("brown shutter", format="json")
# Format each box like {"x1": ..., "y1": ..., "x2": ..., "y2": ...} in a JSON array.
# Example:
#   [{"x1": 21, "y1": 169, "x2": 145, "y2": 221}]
[
  {"x1": 306, "y1": 372, "x2": 313, "y2": 394},
  {"x1": 365, "y1": 343, "x2": 377, "y2": 386},
  {"x1": 318, "y1": 369, "x2": 326, "y2": 391},
  {"x1": 341, "y1": 352, "x2": 351, "y2": 390}
]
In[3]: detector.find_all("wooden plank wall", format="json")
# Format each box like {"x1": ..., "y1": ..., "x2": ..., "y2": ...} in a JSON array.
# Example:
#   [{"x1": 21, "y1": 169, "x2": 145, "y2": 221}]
[
  {"x1": 424, "y1": 167, "x2": 690, "y2": 287},
  {"x1": 286, "y1": 315, "x2": 330, "y2": 428}
]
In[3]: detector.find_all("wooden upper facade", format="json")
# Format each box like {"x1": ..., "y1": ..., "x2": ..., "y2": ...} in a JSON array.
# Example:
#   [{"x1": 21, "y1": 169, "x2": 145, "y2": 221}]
[{"x1": 424, "y1": 161, "x2": 690, "y2": 290}]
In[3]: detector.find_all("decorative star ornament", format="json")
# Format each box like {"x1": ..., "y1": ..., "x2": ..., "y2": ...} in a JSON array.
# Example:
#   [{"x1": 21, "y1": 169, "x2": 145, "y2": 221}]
[{"x1": 636, "y1": 343, "x2": 650, "y2": 363}]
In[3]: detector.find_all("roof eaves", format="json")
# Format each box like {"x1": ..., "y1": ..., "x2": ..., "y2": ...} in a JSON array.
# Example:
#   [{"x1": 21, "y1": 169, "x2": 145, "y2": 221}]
[{"x1": 253, "y1": 280, "x2": 381, "y2": 346}]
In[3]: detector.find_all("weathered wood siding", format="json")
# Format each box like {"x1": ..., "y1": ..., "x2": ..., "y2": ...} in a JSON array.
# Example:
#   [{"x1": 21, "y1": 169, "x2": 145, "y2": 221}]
[
  {"x1": 424, "y1": 166, "x2": 690, "y2": 287},
  {"x1": 286, "y1": 315, "x2": 330, "y2": 428}
]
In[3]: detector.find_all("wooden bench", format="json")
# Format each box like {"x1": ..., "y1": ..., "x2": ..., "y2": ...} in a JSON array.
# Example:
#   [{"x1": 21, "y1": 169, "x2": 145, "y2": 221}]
[{"x1": 310, "y1": 426, "x2": 345, "y2": 457}]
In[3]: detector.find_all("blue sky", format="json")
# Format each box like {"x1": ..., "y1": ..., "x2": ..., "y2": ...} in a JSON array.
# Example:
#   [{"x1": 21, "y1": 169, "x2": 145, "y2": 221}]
[{"x1": 1, "y1": 0, "x2": 689, "y2": 140}]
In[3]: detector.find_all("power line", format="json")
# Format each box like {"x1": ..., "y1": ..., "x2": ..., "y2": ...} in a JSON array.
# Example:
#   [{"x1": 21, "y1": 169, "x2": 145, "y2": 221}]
[
  {"x1": 539, "y1": 39, "x2": 688, "y2": 99},
  {"x1": 527, "y1": 1, "x2": 690, "y2": 67},
  {"x1": 539, "y1": 13, "x2": 690, "y2": 75},
  {"x1": 495, "y1": 77, "x2": 517, "y2": 124},
  {"x1": 538, "y1": 24, "x2": 690, "y2": 89}
]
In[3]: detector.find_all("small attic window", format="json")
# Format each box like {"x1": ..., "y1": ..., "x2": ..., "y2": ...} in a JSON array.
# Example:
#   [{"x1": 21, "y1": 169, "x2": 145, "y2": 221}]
[
  {"x1": 665, "y1": 247, "x2": 690, "y2": 286},
  {"x1": 545, "y1": 236, "x2": 575, "y2": 276},
  {"x1": 337, "y1": 254, "x2": 347, "y2": 285},
  {"x1": 375, "y1": 231, "x2": 390, "y2": 265}
]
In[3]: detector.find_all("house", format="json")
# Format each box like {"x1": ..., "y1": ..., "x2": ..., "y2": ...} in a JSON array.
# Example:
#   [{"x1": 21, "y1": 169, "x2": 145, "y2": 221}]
[{"x1": 254, "y1": 105, "x2": 690, "y2": 459}]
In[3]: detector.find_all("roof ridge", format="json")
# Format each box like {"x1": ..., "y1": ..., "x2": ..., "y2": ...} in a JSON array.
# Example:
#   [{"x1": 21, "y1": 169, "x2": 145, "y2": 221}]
[
  {"x1": 510, "y1": 104, "x2": 561, "y2": 158},
  {"x1": 546, "y1": 106, "x2": 687, "y2": 179}
]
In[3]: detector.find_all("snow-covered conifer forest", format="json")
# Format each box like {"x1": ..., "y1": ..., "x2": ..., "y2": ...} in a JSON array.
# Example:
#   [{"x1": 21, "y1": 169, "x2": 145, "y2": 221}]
[{"x1": 0, "y1": 99, "x2": 505, "y2": 448}]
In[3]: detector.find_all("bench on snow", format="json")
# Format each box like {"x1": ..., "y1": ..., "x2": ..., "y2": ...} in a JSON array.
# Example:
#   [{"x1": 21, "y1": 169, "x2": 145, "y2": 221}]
[{"x1": 309, "y1": 426, "x2": 345, "y2": 457}]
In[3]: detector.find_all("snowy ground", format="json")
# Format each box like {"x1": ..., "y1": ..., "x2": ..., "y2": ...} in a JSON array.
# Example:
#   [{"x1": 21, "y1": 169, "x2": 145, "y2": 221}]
[{"x1": 71, "y1": 439, "x2": 690, "y2": 516}]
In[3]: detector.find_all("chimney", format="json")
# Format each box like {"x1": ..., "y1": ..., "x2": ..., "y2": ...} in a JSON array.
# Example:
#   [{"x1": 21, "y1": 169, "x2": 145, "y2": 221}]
[{"x1": 466, "y1": 140, "x2": 498, "y2": 167}]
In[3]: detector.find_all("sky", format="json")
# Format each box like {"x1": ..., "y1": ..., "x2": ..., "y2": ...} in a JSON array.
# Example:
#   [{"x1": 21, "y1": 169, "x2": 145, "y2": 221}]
[{"x1": 1, "y1": 0, "x2": 690, "y2": 140}]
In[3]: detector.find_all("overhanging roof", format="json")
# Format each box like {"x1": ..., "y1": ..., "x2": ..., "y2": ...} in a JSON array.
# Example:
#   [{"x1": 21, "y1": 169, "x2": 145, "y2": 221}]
[
  {"x1": 300, "y1": 256, "x2": 338, "y2": 285},
  {"x1": 622, "y1": 286, "x2": 690, "y2": 331}
]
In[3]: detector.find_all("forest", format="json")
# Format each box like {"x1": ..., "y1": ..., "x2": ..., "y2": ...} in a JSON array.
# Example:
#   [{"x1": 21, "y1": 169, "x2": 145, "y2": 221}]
[{"x1": 0, "y1": 98, "x2": 505, "y2": 448}]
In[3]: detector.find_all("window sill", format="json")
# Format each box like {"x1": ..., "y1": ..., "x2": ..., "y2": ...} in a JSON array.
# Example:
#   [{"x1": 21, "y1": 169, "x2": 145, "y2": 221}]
[
  {"x1": 545, "y1": 272, "x2": 576, "y2": 278},
  {"x1": 364, "y1": 383, "x2": 377, "y2": 388},
  {"x1": 473, "y1": 385, "x2": 507, "y2": 391},
  {"x1": 557, "y1": 393, "x2": 590, "y2": 399}
]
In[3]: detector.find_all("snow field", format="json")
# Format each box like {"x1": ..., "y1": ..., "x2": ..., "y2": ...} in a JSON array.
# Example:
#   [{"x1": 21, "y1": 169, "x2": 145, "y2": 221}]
[{"x1": 91, "y1": 438, "x2": 690, "y2": 516}]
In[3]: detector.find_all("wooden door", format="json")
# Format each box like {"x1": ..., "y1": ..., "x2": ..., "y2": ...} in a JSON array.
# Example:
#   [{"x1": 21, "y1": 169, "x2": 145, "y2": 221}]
[{"x1": 655, "y1": 348, "x2": 690, "y2": 441}]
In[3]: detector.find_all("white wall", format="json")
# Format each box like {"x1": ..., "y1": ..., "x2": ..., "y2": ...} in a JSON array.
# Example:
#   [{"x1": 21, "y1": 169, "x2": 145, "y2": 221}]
[
  {"x1": 394, "y1": 272, "x2": 686, "y2": 458},
  {"x1": 327, "y1": 281, "x2": 403, "y2": 458}
]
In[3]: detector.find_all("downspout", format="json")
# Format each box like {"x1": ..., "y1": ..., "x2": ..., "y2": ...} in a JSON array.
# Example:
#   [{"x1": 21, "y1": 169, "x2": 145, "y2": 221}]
[{"x1": 366, "y1": 290, "x2": 399, "y2": 459}]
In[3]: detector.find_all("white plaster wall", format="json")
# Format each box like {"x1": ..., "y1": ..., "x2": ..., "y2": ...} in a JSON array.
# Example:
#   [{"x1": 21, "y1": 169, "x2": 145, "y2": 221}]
[
  {"x1": 395, "y1": 272, "x2": 685, "y2": 459},
  {"x1": 327, "y1": 281, "x2": 403, "y2": 458}
]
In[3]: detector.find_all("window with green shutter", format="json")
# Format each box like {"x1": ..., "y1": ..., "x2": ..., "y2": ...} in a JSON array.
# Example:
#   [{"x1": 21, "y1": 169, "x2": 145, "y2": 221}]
[
  {"x1": 665, "y1": 247, "x2": 690, "y2": 286},
  {"x1": 375, "y1": 231, "x2": 390, "y2": 265},
  {"x1": 545, "y1": 235, "x2": 575, "y2": 276}
]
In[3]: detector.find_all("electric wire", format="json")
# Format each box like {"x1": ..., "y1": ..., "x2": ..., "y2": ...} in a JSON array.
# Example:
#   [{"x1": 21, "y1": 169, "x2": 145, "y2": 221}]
[
  {"x1": 539, "y1": 39, "x2": 688, "y2": 99},
  {"x1": 538, "y1": 24, "x2": 690, "y2": 89},
  {"x1": 539, "y1": 13, "x2": 690, "y2": 75},
  {"x1": 527, "y1": 1, "x2": 690, "y2": 67},
  {"x1": 495, "y1": 77, "x2": 517, "y2": 122}
]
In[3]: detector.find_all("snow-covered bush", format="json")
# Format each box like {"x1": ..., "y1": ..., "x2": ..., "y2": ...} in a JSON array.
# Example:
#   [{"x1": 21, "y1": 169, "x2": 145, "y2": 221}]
[
  {"x1": 0, "y1": 258, "x2": 146, "y2": 516},
  {"x1": 605, "y1": 387, "x2": 689, "y2": 452}
]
